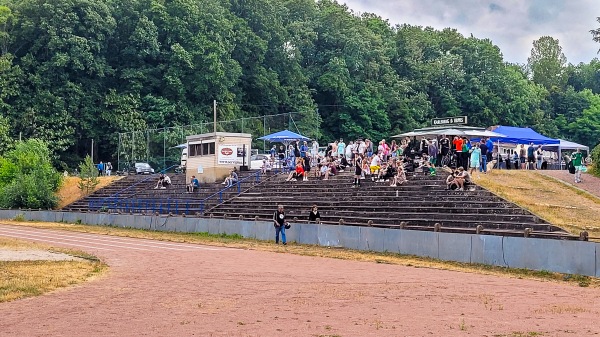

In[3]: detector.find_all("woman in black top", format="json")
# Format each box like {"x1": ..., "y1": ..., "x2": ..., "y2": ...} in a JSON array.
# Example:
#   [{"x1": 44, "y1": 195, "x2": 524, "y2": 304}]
[{"x1": 308, "y1": 205, "x2": 321, "y2": 223}]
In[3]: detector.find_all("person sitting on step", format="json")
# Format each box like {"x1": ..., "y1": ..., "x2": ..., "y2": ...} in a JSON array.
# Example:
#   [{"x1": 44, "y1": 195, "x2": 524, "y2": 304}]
[
  {"x1": 186, "y1": 175, "x2": 200, "y2": 192},
  {"x1": 223, "y1": 168, "x2": 238, "y2": 187}
]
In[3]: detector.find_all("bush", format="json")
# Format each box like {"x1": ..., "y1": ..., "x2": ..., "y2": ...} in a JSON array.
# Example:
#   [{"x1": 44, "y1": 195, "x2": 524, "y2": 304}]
[
  {"x1": 590, "y1": 143, "x2": 600, "y2": 177},
  {"x1": 0, "y1": 139, "x2": 62, "y2": 209}
]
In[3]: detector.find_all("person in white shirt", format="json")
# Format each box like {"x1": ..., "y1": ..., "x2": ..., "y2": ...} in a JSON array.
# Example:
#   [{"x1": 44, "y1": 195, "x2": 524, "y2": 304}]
[
  {"x1": 370, "y1": 154, "x2": 382, "y2": 179},
  {"x1": 358, "y1": 140, "x2": 366, "y2": 156}
]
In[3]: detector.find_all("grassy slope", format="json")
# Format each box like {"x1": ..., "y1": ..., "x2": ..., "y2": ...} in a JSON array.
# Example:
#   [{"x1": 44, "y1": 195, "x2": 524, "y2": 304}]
[
  {"x1": 474, "y1": 170, "x2": 600, "y2": 240},
  {"x1": 57, "y1": 176, "x2": 123, "y2": 209}
]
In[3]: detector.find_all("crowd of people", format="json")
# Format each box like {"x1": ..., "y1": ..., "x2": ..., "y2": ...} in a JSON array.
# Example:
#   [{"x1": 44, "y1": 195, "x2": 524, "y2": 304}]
[{"x1": 261, "y1": 134, "x2": 505, "y2": 189}]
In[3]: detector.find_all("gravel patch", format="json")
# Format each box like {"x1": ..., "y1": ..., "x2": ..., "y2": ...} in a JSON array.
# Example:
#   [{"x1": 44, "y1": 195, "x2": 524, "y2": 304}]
[{"x1": 0, "y1": 249, "x2": 85, "y2": 262}]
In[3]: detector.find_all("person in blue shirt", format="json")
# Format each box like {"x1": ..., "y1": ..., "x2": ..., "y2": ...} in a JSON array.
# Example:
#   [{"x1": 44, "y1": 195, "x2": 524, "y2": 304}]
[
  {"x1": 300, "y1": 141, "x2": 308, "y2": 158},
  {"x1": 337, "y1": 139, "x2": 346, "y2": 159},
  {"x1": 97, "y1": 161, "x2": 104, "y2": 176},
  {"x1": 187, "y1": 175, "x2": 200, "y2": 192},
  {"x1": 269, "y1": 145, "x2": 277, "y2": 159}
]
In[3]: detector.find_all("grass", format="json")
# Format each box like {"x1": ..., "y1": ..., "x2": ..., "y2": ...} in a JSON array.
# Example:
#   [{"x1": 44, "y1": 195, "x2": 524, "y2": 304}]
[
  {"x1": 0, "y1": 237, "x2": 107, "y2": 303},
  {"x1": 474, "y1": 170, "x2": 600, "y2": 240},
  {"x1": 2, "y1": 220, "x2": 598, "y2": 288},
  {"x1": 57, "y1": 176, "x2": 122, "y2": 209}
]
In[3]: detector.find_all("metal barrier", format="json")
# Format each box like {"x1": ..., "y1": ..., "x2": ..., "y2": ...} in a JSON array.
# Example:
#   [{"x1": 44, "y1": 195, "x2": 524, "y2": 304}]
[{"x1": 90, "y1": 170, "x2": 262, "y2": 215}]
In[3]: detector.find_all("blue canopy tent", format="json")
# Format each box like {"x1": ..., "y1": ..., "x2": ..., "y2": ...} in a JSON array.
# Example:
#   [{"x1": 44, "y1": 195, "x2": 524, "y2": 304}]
[
  {"x1": 487, "y1": 126, "x2": 559, "y2": 145},
  {"x1": 480, "y1": 126, "x2": 560, "y2": 169},
  {"x1": 258, "y1": 129, "x2": 310, "y2": 146},
  {"x1": 258, "y1": 129, "x2": 310, "y2": 158}
]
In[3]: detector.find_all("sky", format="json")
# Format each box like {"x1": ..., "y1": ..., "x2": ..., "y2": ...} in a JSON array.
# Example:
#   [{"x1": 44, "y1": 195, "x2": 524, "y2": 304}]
[{"x1": 342, "y1": 0, "x2": 600, "y2": 64}]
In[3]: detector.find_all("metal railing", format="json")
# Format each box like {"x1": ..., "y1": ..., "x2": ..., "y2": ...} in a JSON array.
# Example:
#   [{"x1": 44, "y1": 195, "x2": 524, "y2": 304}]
[
  {"x1": 89, "y1": 165, "x2": 179, "y2": 211},
  {"x1": 89, "y1": 170, "x2": 262, "y2": 215}
]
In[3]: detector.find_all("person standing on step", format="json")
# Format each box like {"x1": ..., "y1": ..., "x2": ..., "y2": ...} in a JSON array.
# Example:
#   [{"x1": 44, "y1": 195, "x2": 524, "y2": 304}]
[
  {"x1": 468, "y1": 143, "x2": 481, "y2": 178},
  {"x1": 439, "y1": 135, "x2": 450, "y2": 167},
  {"x1": 479, "y1": 140, "x2": 488, "y2": 174},
  {"x1": 337, "y1": 138, "x2": 346, "y2": 162},
  {"x1": 527, "y1": 143, "x2": 536, "y2": 170},
  {"x1": 273, "y1": 204, "x2": 288, "y2": 245},
  {"x1": 353, "y1": 154, "x2": 363, "y2": 187},
  {"x1": 519, "y1": 144, "x2": 527, "y2": 170}
]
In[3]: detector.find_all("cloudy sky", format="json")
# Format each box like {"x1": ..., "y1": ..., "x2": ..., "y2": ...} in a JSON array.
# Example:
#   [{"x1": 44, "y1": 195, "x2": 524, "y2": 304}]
[{"x1": 343, "y1": 0, "x2": 600, "y2": 64}]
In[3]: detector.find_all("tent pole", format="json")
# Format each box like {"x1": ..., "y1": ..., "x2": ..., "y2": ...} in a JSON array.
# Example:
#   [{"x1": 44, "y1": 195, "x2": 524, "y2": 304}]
[{"x1": 558, "y1": 146, "x2": 562, "y2": 170}]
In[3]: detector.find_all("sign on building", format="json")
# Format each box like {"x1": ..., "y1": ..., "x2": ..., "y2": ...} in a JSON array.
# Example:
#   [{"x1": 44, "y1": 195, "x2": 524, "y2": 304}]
[
  {"x1": 217, "y1": 145, "x2": 244, "y2": 165},
  {"x1": 432, "y1": 116, "x2": 468, "y2": 126}
]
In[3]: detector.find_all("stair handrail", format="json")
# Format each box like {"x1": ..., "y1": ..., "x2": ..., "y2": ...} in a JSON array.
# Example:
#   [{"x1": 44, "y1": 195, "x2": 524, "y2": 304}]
[{"x1": 90, "y1": 165, "x2": 178, "y2": 211}]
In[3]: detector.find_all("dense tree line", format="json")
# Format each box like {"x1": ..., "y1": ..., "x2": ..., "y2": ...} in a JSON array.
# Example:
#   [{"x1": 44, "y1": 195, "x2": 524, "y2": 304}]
[{"x1": 0, "y1": 0, "x2": 599, "y2": 168}]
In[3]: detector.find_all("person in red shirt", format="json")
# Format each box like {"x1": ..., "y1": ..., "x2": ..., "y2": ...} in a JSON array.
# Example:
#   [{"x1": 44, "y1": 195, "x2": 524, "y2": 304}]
[
  {"x1": 452, "y1": 136, "x2": 463, "y2": 152},
  {"x1": 286, "y1": 162, "x2": 306, "y2": 181}
]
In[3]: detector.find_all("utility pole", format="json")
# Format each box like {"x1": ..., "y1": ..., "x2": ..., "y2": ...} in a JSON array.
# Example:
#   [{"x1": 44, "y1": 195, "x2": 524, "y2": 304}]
[{"x1": 213, "y1": 100, "x2": 217, "y2": 134}]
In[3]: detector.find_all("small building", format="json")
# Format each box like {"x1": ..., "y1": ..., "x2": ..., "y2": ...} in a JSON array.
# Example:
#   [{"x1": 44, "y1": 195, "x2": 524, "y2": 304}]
[{"x1": 185, "y1": 132, "x2": 252, "y2": 183}]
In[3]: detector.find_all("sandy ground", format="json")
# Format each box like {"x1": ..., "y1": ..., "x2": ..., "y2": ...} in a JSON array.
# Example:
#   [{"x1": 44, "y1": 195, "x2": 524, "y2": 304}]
[
  {"x1": 0, "y1": 224, "x2": 599, "y2": 337},
  {"x1": 57, "y1": 176, "x2": 122, "y2": 208},
  {"x1": 0, "y1": 248, "x2": 84, "y2": 262}
]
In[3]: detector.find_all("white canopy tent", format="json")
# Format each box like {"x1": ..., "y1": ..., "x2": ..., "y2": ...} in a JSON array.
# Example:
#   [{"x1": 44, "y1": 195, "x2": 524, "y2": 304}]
[{"x1": 542, "y1": 139, "x2": 589, "y2": 168}]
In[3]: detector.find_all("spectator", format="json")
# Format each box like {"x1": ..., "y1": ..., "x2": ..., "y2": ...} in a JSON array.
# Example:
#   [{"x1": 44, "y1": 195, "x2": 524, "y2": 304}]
[
  {"x1": 572, "y1": 148, "x2": 584, "y2": 183},
  {"x1": 337, "y1": 138, "x2": 346, "y2": 159},
  {"x1": 269, "y1": 145, "x2": 277, "y2": 159},
  {"x1": 286, "y1": 162, "x2": 305, "y2": 181},
  {"x1": 428, "y1": 139, "x2": 438, "y2": 166},
  {"x1": 438, "y1": 135, "x2": 450, "y2": 166},
  {"x1": 446, "y1": 171, "x2": 459, "y2": 190},
  {"x1": 479, "y1": 140, "x2": 488, "y2": 174},
  {"x1": 106, "y1": 162, "x2": 113, "y2": 176},
  {"x1": 391, "y1": 164, "x2": 407, "y2": 187},
  {"x1": 273, "y1": 204, "x2": 288, "y2": 245},
  {"x1": 527, "y1": 143, "x2": 536, "y2": 170},
  {"x1": 155, "y1": 174, "x2": 165, "y2": 189},
  {"x1": 311, "y1": 140, "x2": 319, "y2": 157},
  {"x1": 308, "y1": 205, "x2": 321, "y2": 223},
  {"x1": 365, "y1": 139, "x2": 373, "y2": 157},
  {"x1": 97, "y1": 161, "x2": 104, "y2": 176},
  {"x1": 536, "y1": 145, "x2": 544, "y2": 170},
  {"x1": 353, "y1": 155, "x2": 362, "y2": 187},
  {"x1": 369, "y1": 154, "x2": 382, "y2": 179},
  {"x1": 519, "y1": 144, "x2": 527, "y2": 169},
  {"x1": 186, "y1": 175, "x2": 200, "y2": 192},
  {"x1": 300, "y1": 141, "x2": 309, "y2": 159},
  {"x1": 318, "y1": 163, "x2": 330, "y2": 180},
  {"x1": 261, "y1": 158, "x2": 272, "y2": 174},
  {"x1": 278, "y1": 145, "x2": 286, "y2": 160},
  {"x1": 469, "y1": 143, "x2": 481, "y2": 177},
  {"x1": 223, "y1": 168, "x2": 238, "y2": 187},
  {"x1": 454, "y1": 167, "x2": 471, "y2": 191}
]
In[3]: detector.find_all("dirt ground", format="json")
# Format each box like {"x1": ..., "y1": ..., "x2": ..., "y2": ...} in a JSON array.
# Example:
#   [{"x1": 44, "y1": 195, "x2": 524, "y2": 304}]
[
  {"x1": 57, "y1": 176, "x2": 122, "y2": 209},
  {"x1": 0, "y1": 248, "x2": 84, "y2": 261},
  {"x1": 0, "y1": 224, "x2": 599, "y2": 337}
]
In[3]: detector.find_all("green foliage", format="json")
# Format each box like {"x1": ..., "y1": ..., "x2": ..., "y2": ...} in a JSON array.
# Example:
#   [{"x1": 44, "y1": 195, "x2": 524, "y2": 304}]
[
  {"x1": 0, "y1": 139, "x2": 62, "y2": 209},
  {"x1": 77, "y1": 155, "x2": 99, "y2": 196},
  {"x1": 0, "y1": 114, "x2": 13, "y2": 155},
  {"x1": 527, "y1": 36, "x2": 567, "y2": 90},
  {"x1": 590, "y1": 143, "x2": 600, "y2": 177},
  {"x1": 0, "y1": 0, "x2": 598, "y2": 167}
]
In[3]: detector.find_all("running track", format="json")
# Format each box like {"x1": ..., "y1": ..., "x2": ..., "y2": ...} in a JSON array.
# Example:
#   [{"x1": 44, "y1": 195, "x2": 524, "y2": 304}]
[{"x1": 1, "y1": 224, "x2": 599, "y2": 337}]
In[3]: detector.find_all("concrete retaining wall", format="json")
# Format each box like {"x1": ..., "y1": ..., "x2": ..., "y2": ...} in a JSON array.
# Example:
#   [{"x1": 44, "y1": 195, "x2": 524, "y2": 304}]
[{"x1": 1, "y1": 210, "x2": 598, "y2": 277}]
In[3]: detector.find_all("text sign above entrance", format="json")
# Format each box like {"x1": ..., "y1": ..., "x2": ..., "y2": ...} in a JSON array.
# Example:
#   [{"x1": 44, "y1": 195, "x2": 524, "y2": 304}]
[{"x1": 432, "y1": 116, "x2": 468, "y2": 126}]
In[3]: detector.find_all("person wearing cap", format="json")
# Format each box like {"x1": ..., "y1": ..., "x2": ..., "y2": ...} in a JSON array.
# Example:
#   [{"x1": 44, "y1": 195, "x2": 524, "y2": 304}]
[{"x1": 273, "y1": 204, "x2": 288, "y2": 245}]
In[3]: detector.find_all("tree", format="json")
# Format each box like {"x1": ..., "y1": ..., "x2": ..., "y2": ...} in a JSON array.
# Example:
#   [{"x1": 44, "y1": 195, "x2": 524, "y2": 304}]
[
  {"x1": 527, "y1": 36, "x2": 567, "y2": 89},
  {"x1": 77, "y1": 155, "x2": 99, "y2": 196},
  {"x1": 592, "y1": 17, "x2": 600, "y2": 52},
  {"x1": 0, "y1": 114, "x2": 13, "y2": 155}
]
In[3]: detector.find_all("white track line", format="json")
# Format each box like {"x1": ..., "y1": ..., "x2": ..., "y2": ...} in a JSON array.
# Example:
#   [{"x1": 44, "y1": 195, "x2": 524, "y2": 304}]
[
  {"x1": 0, "y1": 225, "x2": 228, "y2": 251},
  {"x1": 0, "y1": 229, "x2": 151, "y2": 251},
  {"x1": 0, "y1": 232, "x2": 114, "y2": 251}
]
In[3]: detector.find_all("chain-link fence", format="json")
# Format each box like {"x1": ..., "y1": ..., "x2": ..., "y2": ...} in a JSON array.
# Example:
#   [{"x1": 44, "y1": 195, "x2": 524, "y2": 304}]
[{"x1": 116, "y1": 112, "x2": 317, "y2": 172}]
